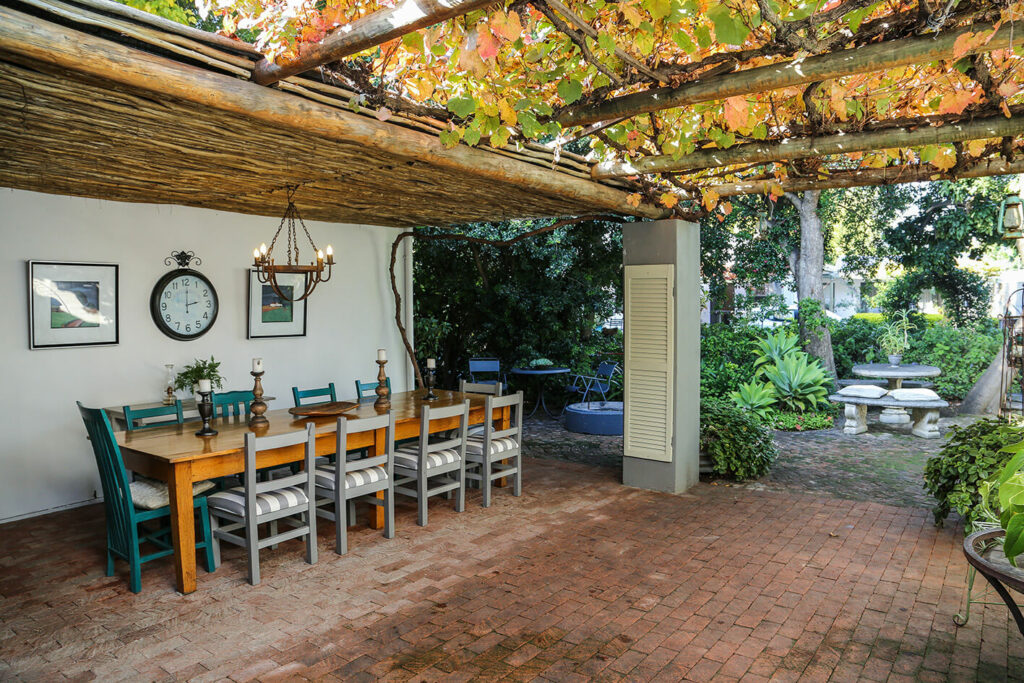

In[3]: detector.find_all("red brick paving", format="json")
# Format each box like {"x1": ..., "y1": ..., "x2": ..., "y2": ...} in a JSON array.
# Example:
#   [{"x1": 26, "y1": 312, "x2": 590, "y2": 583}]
[{"x1": 1, "y1": 457, "x2": 1022, "y2": 681}]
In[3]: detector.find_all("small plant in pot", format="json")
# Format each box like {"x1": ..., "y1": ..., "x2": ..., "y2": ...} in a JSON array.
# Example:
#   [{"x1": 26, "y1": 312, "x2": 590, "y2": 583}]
[
  {"x1": 878, "y1": 310, "x2": 916, "y2": 366},
  {"x1": 173, "y1": 356, "x2": 225, "y2": 395}
]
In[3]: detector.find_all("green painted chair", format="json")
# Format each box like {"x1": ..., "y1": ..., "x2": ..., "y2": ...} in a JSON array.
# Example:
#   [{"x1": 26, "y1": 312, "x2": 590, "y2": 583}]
[
  {"x1": 122, "y1": 400, "x2": 184, "y2": 431},
  {"x1": 77, "y1": 402, "x2": 216, "y2": 593},
  {"x1": 211, "y1": 390, "x2": 254, "y2": 418},
  {"x1": 354, "y1": 377, "x2": 391, "y2": 400},
  {"x1": 292, "y1": 382, "x2": 336, "y2": 407}
]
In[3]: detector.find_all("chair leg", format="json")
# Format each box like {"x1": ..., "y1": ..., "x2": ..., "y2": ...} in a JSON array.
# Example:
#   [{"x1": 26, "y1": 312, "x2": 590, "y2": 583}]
[
  {"x1": 482, "y1": 458, "x2": 492, "y2": 508},
  {"x1": 347, "y1": 499, "x2": 357, "y2": 524},
  {"x1": 245, "y1": 514, "x2": 260, "y2": 586},
  {"x1": 198, "y1": 501, "x2": 215, "y2": 573},
  {"x1": 209, "y1": 512, "x2": 221, "y2": 570},
  {"x1": 305, "y1": 508, "x2": 318, "y2": 566},
  {"x1": 417, "y1": 473, "x2": 428, "y2": 527},
  {"x1": 456, "y1": 463, "x2": 466, "y2": 513},
  {"x1": 384, "y1": 487, "x2": 395, "y2": 540},
  {"x1": 129, "y1": 559, "x2": 142, "y2": 594},
  {"x1": 268, "y1": 520, "x2": 279, "y2": 551},
  {"x1": 514, "y1": 453, "x2": 522, "y2": 497},
  {"x1": 106, "y1": 550, "x2": 115, "y2": 577},
  {"x1": 336, "y1": 492, "x2": 348, "y2": 556}
]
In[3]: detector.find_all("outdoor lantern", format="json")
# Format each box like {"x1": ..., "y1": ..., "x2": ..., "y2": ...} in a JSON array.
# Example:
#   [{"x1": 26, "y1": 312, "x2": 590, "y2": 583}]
[{"x1": 1000, "y1": 192, "x2": 1024, "y2": 240}]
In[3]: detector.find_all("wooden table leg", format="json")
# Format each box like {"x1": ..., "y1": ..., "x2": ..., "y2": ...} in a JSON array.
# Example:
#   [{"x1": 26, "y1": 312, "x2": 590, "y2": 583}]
[
  {"x1": 369, "y1": 428, "x2": 385, "y2": 530},
  {"x1": 168, "y1": 461, "x2": 197, "y2": 594}
]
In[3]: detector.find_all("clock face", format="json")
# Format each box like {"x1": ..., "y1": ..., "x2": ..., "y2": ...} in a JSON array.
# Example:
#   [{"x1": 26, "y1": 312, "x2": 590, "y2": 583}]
[{"x1": 150, "y1": 268, "x2": 219, "y2": 340}]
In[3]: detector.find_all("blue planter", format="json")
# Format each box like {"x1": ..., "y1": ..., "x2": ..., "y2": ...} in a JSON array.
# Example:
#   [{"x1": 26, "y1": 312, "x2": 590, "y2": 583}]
[{"x1": 564, "y1": 401, "x2": 624, "y2": 435}]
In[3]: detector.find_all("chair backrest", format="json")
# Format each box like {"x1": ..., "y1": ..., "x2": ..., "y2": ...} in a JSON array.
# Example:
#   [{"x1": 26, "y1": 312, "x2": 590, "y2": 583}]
[
  {"x1": 594, "y1": 361, "x2": 621, "y2": 390},
  {"x1": 459, "y1": 379, "x2": 503, "y2": 396},
  {"x1": 242, "y1": 423, "x2": 317, "y2": 514},
  {"x1": 481, "y1": 392, "x2": 525, "y2": 445},
  {"x1": 354, "y1": 377, "x2": 392, "y2": 400},
  {"x1": 211, "y1": 390, "x2": 254, "y2": 418},
  {"x1": 414, "y1": 400, "x2": 470, "y2": 457},
  {"x1": 78, "y1": 403, "x2": 135, "y2": 558},
  {"x1": 122, "y1": 400, "x2": 184, "y2": 432},
  {"x1": 292, "y1": 382, "x2": 336, "y2": 407},
  {"x1": 468, "y1": 357, "x2": 500, "y2": 381},
  {"x1": 335, "y1": 412, "x2": 395, "y2": 484}
]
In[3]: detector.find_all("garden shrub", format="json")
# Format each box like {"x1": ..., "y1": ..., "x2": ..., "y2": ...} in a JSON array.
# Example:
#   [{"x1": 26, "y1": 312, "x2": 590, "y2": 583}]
[
  {"x1": 765, "y1": 410, "x2": 834, "y2": 431},
  {"x1": 923, "y1": 418, "x2": 1024, "y2": 527},
  {"x1": 700, "y1": 323, "x2": 760, "y2": 401},
  {"x1": 902, "y1": 321, "x2": 1001, "y2": 399},
  {"x1": 700, "y1": 399, "x2": 778, "y2": 480},
  {"x1": 830, "y1": 316, "x2": 884, "y2": 378}
]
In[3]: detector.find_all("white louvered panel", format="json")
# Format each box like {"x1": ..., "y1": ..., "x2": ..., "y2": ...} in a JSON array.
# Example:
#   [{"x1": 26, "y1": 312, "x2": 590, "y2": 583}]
[{"x1": 624, "y1": 265, "x2": 674, "y2": 462}]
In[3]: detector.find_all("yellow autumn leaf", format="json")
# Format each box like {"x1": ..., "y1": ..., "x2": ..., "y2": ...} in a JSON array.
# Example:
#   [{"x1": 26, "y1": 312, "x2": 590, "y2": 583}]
[
  {"x1": 626, "y1": 193, "x2": 642, "y2": 208},
  {"x1": 498, "y1": 98, "x2": 518, "y2": 126},
  {"x1": 702, "y1": 189, "x2": 720, "y2": 210},
  {"x1": 661, "y1": 192, "x2": 679, "y2": 208},
  {"x1": 967, "y1": 139, "x2": 988, "y2": 157},
  {"x1": 930, "y1": 146, "x2": 957, "y2": 171}
]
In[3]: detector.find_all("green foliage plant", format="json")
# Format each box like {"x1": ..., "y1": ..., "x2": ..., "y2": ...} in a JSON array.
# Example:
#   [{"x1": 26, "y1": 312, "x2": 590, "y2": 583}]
[
  {"x1": 978, "y1": 441, "x2": 1024, "y2": 566},
  {"x1": 173, "y1": 356, "x2": 225, "y2": 393},
  {"x1": 752, "y1": 329, "x2": 800, "y2": 376},
  {"x1": 761, "y1": 352, "x2": 830, "y2": 412},
  {"x1": 730, "y1": 381, "x2": 775, "y2": 419},
  {"x1": 902, "y1": 321, "x2": 1001, "y2": 399},
  {"x1": 830, "y1": 316, "x2": 883, "y2": 378},
  {"x1": 765, "y1": 411, "x2": 834, "y2": 431},
  {"x1": 878, "y1": 310, "x2": 916, "y2": 357},
  {"x1": 923, "y1": 418, "x2": 1024, "y2": 527},
  {"x1": 700, "y1": 323, "x2": 760, "y2": 401},
  {"x1": 700, "y1": 400, "x2": 778, "y2": 480}
]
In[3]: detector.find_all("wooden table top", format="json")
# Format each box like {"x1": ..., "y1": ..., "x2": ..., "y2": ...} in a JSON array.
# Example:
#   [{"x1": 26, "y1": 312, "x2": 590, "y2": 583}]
[{"x1": 115, "y1": 389, "x2": 485, "y2": 463}]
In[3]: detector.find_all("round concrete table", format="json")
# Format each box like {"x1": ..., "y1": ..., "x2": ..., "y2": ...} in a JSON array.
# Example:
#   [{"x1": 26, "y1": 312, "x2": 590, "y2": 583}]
[{"x1": 852, "y1": 363, "x2": 941, "y2": 425}]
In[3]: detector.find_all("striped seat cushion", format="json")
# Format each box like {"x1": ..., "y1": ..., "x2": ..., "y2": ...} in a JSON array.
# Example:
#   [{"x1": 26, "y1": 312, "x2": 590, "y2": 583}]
[
  {"x1": 394, "y1": 447, "x2": 460, "y2": 471},
  {"x1": 465, "y1": 436, "x2": 519, "y2": 457},
  {"x1": 314, "y1": 465, "x2": 388, "y2": 490},
  {"x1": 207, "y1": 486, "x2": 308, "y2": 518}
]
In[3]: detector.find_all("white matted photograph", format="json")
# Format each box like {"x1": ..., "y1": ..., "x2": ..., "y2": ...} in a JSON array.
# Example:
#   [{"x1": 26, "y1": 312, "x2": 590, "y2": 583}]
[
  {"x1": 247, "y1": 268, "x2": 307, "y2": 338},
  {"x1": 27, "y1": 260, "x2": 119, "y2": 349}
]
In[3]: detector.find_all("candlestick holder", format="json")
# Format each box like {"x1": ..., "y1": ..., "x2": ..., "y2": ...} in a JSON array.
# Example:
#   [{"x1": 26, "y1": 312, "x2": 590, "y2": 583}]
[
  {"x1": 249, "y1": 370, "x2": 269, "y2": 428},
  {"x1": 374, "y1": 359, "x2": 391, "y2": 410},
  {"x1": 424, "y1": 366, "x2": 438, "y2": 401},
  {"x1": 195, "y1": 390, "x2": 218, "y2": 436}
]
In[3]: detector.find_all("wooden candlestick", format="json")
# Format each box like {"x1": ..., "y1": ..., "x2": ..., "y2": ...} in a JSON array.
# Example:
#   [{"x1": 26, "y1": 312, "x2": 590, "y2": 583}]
[
  {"x1": 249, "y1": 370, "x2": 269, "y2": 427},
  {"x1": 374, "y1": 359, "x2": 390, "y2": 410}
]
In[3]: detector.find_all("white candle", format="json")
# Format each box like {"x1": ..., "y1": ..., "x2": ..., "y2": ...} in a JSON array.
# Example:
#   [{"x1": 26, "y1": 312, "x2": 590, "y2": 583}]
[
  {"x1": 427, "y1": 358, "x2": 436, "y2": 369},
  {"x1": 377, "y1": 348, "x2": 387, "y2": 362},
  {"x1": 252, "y1": 357, "x2": 263, "y2": 373},
  {"x1": 198, "y1": 379, "x2": 212, "y2": 393}
]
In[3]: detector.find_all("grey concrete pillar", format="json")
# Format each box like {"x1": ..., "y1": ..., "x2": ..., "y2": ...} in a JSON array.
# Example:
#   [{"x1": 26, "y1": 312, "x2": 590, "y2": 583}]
[{"x1": 621, "y1": 219, "x2": 700, "y2": 493}]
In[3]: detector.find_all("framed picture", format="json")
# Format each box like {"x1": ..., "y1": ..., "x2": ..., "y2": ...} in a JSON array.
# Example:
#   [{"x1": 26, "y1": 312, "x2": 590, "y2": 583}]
[
  {"x1": 247, "y1": 269, "x2": 307, "y2": 338},
  {"x1": 28, "y1": 261, "x2": 119, "y2": 349}
]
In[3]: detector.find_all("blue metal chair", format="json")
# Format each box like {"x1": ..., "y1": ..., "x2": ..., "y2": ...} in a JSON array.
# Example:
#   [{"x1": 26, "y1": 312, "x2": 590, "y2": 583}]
[
  {"x1": 122, "y1": 401, "x2": 184, "y2": 432},
  {"x1": 468, "y1": 358, "x2": 505, "y2": 386},
  {"x1": 211, "y1": 390, "x2": 254, "y2": 417},
  {"x1": 564, "y1": 361, "x2": 621, "y2": 406},
  {"x1": 77, "y1": 402, "x2": 215, "y2": 593},
  {"x1": 354, "y1": 377, "x2": 391, "y2": 400},
  {"x1": 292, "y1": 382, "x2": 336, "y2": 407}
]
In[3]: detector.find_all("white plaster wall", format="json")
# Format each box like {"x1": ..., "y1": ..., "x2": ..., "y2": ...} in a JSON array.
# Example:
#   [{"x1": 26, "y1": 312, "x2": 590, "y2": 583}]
[{"x1": 0, "y1": 189, "x2": 412, "y2": 523}]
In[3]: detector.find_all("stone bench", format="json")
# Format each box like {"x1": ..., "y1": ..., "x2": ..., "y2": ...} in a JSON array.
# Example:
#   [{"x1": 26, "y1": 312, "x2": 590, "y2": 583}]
[
  {"x1": 837, "y1": 378, "x2": 934, "y2": 389},
  {"x1": 828, "y1": 393, "x2": 948, "y2": 439}
]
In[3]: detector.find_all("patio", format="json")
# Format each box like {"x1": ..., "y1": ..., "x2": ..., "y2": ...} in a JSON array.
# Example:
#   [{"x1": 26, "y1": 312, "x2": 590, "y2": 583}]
[{"x1": 3, "y1": 453, "x2": 1021, "y2": 681}]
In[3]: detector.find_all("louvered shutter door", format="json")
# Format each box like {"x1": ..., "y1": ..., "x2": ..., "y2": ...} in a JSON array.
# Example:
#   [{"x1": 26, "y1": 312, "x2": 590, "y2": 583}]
[{"x1": 624, "y1": 264, "x2": 674, "y2": 462}]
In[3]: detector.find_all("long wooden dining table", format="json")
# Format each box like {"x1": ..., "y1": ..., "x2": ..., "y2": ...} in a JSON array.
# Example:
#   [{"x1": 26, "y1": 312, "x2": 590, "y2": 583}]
[{"x1": 114, "y1": 389, "x2": 507, "y2": 594}]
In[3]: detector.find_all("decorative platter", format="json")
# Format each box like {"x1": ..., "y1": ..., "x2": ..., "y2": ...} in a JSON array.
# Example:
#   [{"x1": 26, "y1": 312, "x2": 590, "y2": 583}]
[{"x1": 288, "y1": 401, "x2": 358, "y2": 417}]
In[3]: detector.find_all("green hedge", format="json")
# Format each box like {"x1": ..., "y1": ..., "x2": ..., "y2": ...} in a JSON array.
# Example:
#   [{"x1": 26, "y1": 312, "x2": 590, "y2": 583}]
[{"x1": 700, "y1": 400, "x2": 778, "y2": 480}]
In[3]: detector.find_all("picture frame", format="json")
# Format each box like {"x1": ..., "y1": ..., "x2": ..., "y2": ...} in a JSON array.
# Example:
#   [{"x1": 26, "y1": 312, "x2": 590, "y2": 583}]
[
  {"x1": 247, "y1": 269, "x2": 307, "y2": 338},
  {"x1": 28, "y1": 261, "x2": 119, "y2": 349}
]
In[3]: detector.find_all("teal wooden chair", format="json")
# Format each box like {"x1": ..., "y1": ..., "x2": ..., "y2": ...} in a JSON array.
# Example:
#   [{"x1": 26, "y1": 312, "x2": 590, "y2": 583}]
[
  {"x1": 211, "y1": 390, "x2": 254, "y2": 418},
  {"x1": 77, "y1": 403, "x2": 215, "y2": 593},
  {"x1": 354, "y1": 377, "x2": 391, "y2": 400},
  {"x1": 292, "y1": 382, "x2": 336, "y2": 407},
  {"x1": 122, "y1": 401, "x2": 184, "y2": 431}
]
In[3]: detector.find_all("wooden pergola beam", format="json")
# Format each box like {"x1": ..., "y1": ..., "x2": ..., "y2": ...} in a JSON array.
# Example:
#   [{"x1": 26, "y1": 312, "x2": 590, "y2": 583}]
[
  {"x1": 558, "y1": 23, "x2": 1012, "y2": 128},
  {"x1": 707, "y1": 159, "x2": 1024, "y2": 197},
  {"x1": 252, "y1": 0, "x2": 496, "y2": 86},
  {"x1": 0, "y1": 5, "x2": 663, "y2": 220},
  {"x1": 592, "y1": 114, "x2": 1024, "y2": 178}
]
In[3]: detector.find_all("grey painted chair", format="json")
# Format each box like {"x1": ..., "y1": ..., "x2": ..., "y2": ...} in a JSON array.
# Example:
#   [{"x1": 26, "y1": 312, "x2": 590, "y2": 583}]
[
  {"x1": 393, "y1": 400, "x2": 470, "y2": 527},
  {"x1": 314, "y1": 413, "x2": 396, "y2": 554},
  {"x1": 459, "y1": 380, "x2": 503, "y2": 437},
  {"x1": 206, "y1": 423, "x2": 318, "y2": 585},
  {"x1": 465, "y1": 392, "x2": 524, "y2": 507}
]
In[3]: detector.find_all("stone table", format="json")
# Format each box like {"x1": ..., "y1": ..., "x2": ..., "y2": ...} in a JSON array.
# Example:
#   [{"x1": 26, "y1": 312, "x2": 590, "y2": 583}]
[{"x1": 851, "y1": 363, "x2": 941, "y2": 424}]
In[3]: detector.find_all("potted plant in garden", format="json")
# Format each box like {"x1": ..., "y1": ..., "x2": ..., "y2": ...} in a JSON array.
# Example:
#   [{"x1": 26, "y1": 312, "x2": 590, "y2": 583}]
[
  {"x1": 878, "y1": 310, "x2": 916, "y2": 366},
  {"x1": 173, "y1": 356, "x2": 225, "y2": 395}
]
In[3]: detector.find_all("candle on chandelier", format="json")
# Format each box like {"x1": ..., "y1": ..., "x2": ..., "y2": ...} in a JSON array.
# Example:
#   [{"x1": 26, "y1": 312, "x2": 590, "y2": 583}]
[
  {"x1": 377, "y1": 348, "x2": 387, "y2": 362},
  {"x1": 252, "y1": 357, "x2": 263, "y2": 373},
  {"x1": 317, "y1": 249, "x2": 324, "y2": 263},
  {"x1": 252, "y1": 248, "x2": 260, "y2": 265},
  {"x1": 427, "y1": 358, "x2": 436, "y2": 369},
  {"x1": 325, "y1": 245, "x2": 334, "y2": 264}
]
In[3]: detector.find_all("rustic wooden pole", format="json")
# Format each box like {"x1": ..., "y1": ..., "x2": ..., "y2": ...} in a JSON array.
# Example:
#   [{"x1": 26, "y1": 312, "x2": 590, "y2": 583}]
[
  {"x1": 592, "y1": 114, "x2": 1024, "y2": 178},
  {"x1": 0, "y1": 5, "x2": 662, "y2": 219},
  {"x1": 558, "y1": 23, "x2": 1012, "y2": 128},
  {"x1": 707, "y1": 159, "x2": 1024, "y2": 197},
  {"x1": 253, "y1": 0, "x2": 497, "y2": 85}
]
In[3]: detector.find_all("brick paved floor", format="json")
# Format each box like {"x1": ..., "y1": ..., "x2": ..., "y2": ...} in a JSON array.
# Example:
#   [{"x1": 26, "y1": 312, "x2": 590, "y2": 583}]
[{"x1": 2, "y1": 457, "x2": 1022, "y2": 682}]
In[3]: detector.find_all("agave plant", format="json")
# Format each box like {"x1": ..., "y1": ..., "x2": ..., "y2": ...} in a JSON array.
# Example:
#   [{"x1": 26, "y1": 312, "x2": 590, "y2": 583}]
[
  {"x1": 730, "y1": 381, "x2": 776, "y2": 419},
  {"x1": 753, "y1": 329, "x2": 801, "y2": 376},
  {"x1": 762, "y1": 352, "x2": 830, "y2": 412}
]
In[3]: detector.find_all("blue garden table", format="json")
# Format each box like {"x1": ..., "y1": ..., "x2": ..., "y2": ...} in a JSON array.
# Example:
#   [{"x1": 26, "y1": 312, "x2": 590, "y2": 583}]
[{"x1": 509, "y1": 366, "x2": 570, "y2": 418}]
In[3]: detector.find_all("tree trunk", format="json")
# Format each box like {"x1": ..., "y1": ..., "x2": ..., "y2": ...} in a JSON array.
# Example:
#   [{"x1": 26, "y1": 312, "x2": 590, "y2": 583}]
[{"x1": 786, "y1": 190, "x2": 837, "y2": 379}]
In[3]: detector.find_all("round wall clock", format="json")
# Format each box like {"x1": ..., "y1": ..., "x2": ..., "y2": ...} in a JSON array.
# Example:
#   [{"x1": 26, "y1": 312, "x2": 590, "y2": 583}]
[{"x1": 150, "y1": 251, "x2": 219, "y2": 341}]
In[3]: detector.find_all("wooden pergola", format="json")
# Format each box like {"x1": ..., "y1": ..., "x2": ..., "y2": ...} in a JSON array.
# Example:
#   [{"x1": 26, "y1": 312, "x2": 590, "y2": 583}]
[{"x1": 0, "y1": 0, "x2": 664, "y2": 227}]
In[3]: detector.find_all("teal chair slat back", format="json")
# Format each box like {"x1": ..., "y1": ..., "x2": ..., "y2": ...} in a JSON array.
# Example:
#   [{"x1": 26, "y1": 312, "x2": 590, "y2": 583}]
[
  {"x1": 77, "y1": 403, "x2": 135, "y2": 561},
  {"x1": 211, "y1": 390, "x2": 255, "y2": 417},
  {"x1": 123, "y1": 401, "x2": 184, "y2": 432},
  {"x1": 292, "y1": 382, "x2": 336, "y2": 407},
  {"x1": 354, "y1": 377, "x2": 391, "y2": 399}
]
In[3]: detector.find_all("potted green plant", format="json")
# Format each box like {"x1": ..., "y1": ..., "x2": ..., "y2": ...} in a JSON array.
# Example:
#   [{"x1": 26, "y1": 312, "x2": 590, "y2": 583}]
[
  {"x1": 878, "y1": 310, "x2": 916, "y2": 366},
  {"x1": 173, "y1": 356, "x2": 225, "y2": 395}
]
